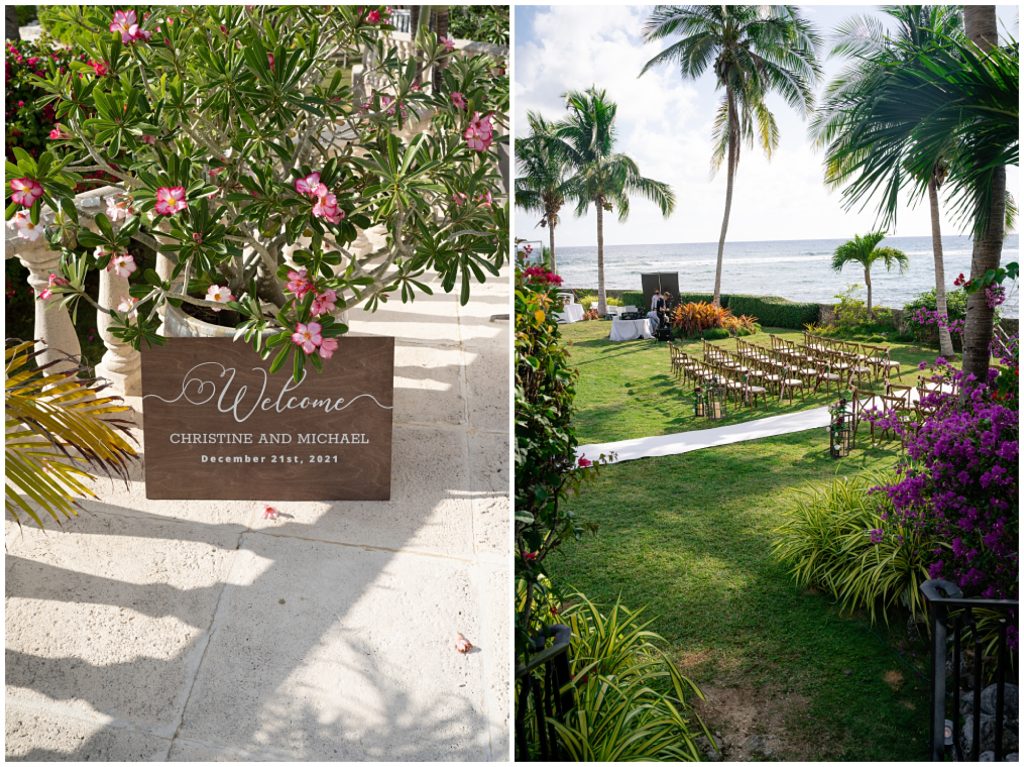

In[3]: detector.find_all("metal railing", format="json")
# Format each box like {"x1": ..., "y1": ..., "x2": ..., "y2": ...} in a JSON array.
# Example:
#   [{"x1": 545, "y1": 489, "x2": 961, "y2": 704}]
[
  {"x1": 514, "y1": 624, "x2": 574, "y2": 761},
  {"x1": 922, "y1": 579, "x2": 1019, "y2": 761}
]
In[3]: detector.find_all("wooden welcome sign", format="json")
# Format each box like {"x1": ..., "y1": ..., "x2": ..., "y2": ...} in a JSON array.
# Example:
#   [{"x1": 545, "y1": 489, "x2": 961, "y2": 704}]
[{"x1": 140, "y1": 337, "x2": 394, "y2": 500}]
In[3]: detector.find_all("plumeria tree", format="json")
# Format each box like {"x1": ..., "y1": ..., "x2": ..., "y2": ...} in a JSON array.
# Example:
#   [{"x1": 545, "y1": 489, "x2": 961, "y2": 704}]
[{"x1": 5, "y1": 5, "x2": 508, "y2": 379}]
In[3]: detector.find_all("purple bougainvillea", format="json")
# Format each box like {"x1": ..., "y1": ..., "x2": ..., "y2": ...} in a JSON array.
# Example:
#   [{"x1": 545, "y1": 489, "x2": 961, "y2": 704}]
[{"x1": 874, "y1": 362, "x2": 1018, "y2": 602}]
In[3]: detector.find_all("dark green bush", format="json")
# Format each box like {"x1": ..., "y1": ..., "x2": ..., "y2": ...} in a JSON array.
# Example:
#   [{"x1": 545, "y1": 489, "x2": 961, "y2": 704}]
[
  {"x1": 727, "y1": 295, "x2": 820, "y2": 329},
  {"x1": 620, "y1": 291, "x2": 645, "y2": 310},
  {"x1": 700, "y1": 327, "x2": 730, "y2": 340}
]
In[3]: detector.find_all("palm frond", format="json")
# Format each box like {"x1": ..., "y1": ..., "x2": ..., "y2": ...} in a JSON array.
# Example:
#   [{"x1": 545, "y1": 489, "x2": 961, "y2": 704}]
[{"x1": 5, "y1": 340, "x2": 139, "y2": 528}]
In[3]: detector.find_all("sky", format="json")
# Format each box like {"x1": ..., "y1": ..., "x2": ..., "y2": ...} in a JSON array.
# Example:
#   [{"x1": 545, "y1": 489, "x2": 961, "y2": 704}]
[{"x1": 513, "y1": 4, "x2": 1020, "y2": 248}]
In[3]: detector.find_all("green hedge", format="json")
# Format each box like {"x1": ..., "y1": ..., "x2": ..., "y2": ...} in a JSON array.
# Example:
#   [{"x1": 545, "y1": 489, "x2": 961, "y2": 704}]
[
  {"x1": 727, "y1": 295, "x2": 820, "y2": 329},
  {"x1": 578, "y1": 290, "x2": 822, "y2": 329}
]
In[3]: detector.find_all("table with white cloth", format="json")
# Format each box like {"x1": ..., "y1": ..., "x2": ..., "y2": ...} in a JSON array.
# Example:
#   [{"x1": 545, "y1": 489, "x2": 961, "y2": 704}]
[
  {"x1": 609, "y1": 317, "x2": 655, "y2": 341},
  {"x1": 555, "y1": 303, "x2": 585, "y2": 323}
]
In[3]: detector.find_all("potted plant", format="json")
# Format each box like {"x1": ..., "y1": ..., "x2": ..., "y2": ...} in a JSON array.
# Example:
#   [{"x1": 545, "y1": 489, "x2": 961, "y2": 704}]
[{"x1": 6, "y1": 5, "x2": 508, "y2": 380}]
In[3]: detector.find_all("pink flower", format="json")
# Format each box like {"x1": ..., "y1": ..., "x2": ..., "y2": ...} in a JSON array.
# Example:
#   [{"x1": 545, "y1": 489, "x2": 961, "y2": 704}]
[
  {"x1": 87, "y1": 59, "x2": 108, "y2": 77},
  {"x1": 463, "y1": 112, "x2": 493, "y2": 152},
  {"x1": 267, "y1": 52, "x2": 275, "y2": 70},
  {"x1": 105, "y1": 252, "x2": 137, "y2": 279},
  {"x1": 291, "y1": 322, "x2": 323, "y2": 354},
  {"x1": 318, "y1": 337, "x2": 338, "y2": 359},
  {"x1": 442, "y1": 36, "x2": 456, "y2": 52},
  {"x1": 477, "y1": 190, "x2": 493, "y2": 208},
  {"x1": 37, "y1": 273, "x2": 68, "y2": 301},
  {"x1": 578, "y1": 457, "x2": 593, "y2": 468},
  {"x1": 263, "y1": 505, "x2": 279, "y2": 520},
  {"x1": 312, "y1": 191, "x2": 344, "y2": 224},
  {"x1": 10, "y1": 177, "x2": 43, "y2": 207},
  {"x1": 48, "y1": 125, "x2": 68, "y2": 140},
  {"x1": 450, "y1": 91, "x2": 467, "y2": 110},
  {"x1": 286, "y1": 269, "x2": 315, "y2": 298},
  {"x1": 116, "y1": 295, "x2": 139, "y2": 315},
  {"x1": 8, "y1": 209, "x2": 42, "y2": 241},
  {"x1": 366, "y1": 9, "x2": 381, "y2": 23},
  {"x1": 294, "y1": 171, "x2": 321, "y2": 198},
  {"x1": 311, "y1": 289, "x2": 337, "y2": 317},
  {"x1": 105, "y1": 194, "x2": 134, "y2": 222},
  {"x1": 205, "y1": 284, "x2": 234, "y2": 309},
  {"x1": 140, "y1": 134, "x2": 156, "y2": 145},
  {"x1": 154, "y1": 186, "x2": 187, "y2": 215},
  {"x1": 110, "y1": 10, "x2": 138, "y2": 43},
  {"x1": 452, "y1": 192, "x2": 469, "y2": 207}
]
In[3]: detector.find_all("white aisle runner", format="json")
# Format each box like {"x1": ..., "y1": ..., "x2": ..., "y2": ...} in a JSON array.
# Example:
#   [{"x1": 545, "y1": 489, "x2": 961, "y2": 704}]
[{"x1": 577, "y1": 406, "x2": 831, "y2": 465}]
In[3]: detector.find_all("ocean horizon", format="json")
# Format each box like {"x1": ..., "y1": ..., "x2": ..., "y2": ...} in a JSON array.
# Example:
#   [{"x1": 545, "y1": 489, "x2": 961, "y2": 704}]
[{"x1": 547, "y1": 233, "x2": 1020, "y2": 318}]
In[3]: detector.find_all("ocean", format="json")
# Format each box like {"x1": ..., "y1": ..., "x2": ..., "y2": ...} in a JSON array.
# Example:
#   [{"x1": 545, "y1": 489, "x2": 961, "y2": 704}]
[{"x1": 551, "y1": 234, "x2": 1020, "y2": 318}]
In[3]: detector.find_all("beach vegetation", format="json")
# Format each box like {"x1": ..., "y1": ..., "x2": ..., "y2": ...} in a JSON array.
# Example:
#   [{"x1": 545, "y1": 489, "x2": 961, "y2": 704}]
[{"x1": 831, "y1": 232, "x2": 909, "y2": 314}]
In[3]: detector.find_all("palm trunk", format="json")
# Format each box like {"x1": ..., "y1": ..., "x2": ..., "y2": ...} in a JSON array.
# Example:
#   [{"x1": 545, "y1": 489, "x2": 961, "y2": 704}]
[
  {"x1": 713, "y1": 89, "x2": 738, "y2": 307},
  {"x1": 928, "y1": 176, "x2": 954, "y2": 356},
  {"x1": 596, "y1": 199, "x2": 606, "y2": 316},
  {"x1": 864, "y1": 267, "x2": 873, "y2": 315},
  {"x1": 961, "y1": 6, "x2": 1005, "y2": 383},
  {"x1": 548, "y1": 220, "x2": 557, "y2": 274}
]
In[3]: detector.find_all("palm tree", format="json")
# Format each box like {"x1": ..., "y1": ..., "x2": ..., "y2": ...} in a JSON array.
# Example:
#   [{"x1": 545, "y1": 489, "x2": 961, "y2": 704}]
[
  {"x1": 554, "y1": 87, "x2": 675, "y2": 315},
  {"x1": 961, "y1": 5, "x2": 1009, "y2": 382},
  {"x1": 814, "y1": 6, "x2": 963, "y2": 357},
  {"x1": 515, "y1": 112, "x2": 572, "y2": 272},
  {"x1": 813, "y1": 5, "x2": 1017, "y2": 382},
  {"x1": 831, "y1": 232, "x2": 909, "y2": 314},
  {"x1": 640, "y1": 5, "x2": 821, "y2": 306}
]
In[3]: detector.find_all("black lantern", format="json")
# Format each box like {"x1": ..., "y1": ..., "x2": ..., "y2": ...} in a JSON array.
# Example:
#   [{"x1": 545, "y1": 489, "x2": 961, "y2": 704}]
[
  {"x1": 693, "y1": 386, "x2": 705, "y2": 417},
  {"x1": 706, "y1": 384, "x2": 726, "y2": 421},
  {"x1": 829, "y1": 397, "x2": 852, "y2": 458}
]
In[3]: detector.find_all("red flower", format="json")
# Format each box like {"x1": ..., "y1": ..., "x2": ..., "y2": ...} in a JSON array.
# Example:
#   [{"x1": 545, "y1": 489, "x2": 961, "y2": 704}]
[
  {"x1": 523, "y1": 551, "x2": 538, "y2": 561},
  {"x1": 578, "y1": 457, "x2": 592, "y2": 468}
]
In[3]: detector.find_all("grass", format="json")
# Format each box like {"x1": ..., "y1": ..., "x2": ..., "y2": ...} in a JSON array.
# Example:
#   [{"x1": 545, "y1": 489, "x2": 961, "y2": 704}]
[
  {"x1": 562, "y1": 320, "x2": 943, "y2": 444},
  {"x1": 548, "y1": 431, "x2": 930, "y2": 760},
  {"x1": 547, "y1": 321, "x2": 943, "y2": 759}
]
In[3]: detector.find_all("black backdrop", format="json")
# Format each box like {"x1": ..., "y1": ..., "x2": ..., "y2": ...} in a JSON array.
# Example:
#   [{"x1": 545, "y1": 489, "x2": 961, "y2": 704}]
[{"x1": 641, "y1": 272, "x2": 680, "y2": 310}]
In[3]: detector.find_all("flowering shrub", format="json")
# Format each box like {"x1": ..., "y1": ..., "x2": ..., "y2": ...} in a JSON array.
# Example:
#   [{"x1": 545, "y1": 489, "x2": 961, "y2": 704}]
[
  {"x1": 4, "y1": 40, "x2": 83, "y2": 159},
  {"x1": 903, "y1": 287, "x2": 967, "y2": 347},
  {"x1": 515, "y1": 258, "x2": 599, "y2": 651},
  {"x1": 873, "y1": 361, "x2": 1018, "y2": 602},
  {"x1": 7, "y1": 6, "x2": 507, "y2": 380}
]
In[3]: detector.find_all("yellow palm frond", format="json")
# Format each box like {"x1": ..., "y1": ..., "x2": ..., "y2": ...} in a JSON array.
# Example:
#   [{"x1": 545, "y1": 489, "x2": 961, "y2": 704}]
[{"x1": 5, "y1": 340, "x2": 139, "y2": 528}]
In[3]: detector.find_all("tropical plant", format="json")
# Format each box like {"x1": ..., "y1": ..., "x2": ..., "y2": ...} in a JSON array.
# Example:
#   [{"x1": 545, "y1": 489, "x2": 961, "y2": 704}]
[
  {"x1": 815, "y1": 6, "x2": 965, "y2": 357},
  {"x1": 772, "y1": 472, "x2": 943, "y2": 624},
  {"x1": 812, "y1": 5, "x2": 1018, "y2": 382},
  {"x1": 5, "y1": 340, "x2": 138, "y2": 528},
  {"x1": 514, "y1": 261, "x2": 599, "y2": 654},
  {"x1": 873, "y1": 361, "x2": 1018, "y2": 602},
  {"x1": 7, "y1": 6, "x2": 507, "y2": 382},
  {"x1": 449, "y1": 4, "x2": 509, "y2": 47},
  {"x1": 553, "y1": 87, "x2": 675, "y2": 315},
  {"x1": 515, "y1": 112, "x2": 573, "y2": 272},
  {"x1": 641, "y1": 5, "x2": 821, "y2": 306},
  {"x1": 831, "y1": 232, "x2": 908, "y2": 314},
  {"x1": 670, "y1": 301, "x2": 756, "y2": 337},
  {"x1": 547, "y1": 593, "x2": 710, "y2": 761}
]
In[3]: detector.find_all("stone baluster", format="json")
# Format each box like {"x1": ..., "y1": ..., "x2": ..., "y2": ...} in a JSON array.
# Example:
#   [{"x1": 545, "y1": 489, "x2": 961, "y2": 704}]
[
  {"x1": 94, "y1": 267, "x2": 141, "y2": 394},
  {"x1": 74, "y1": 187, "x2": 142, "y2": 394},
  {"x1": 5, "y1": 233, "x2": 82, "y2": 375}
]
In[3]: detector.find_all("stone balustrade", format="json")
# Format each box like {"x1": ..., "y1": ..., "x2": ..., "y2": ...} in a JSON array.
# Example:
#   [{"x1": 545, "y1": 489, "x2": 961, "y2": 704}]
[{"x1": 5, "y1": 185, "x2": 143, "y2": 393}]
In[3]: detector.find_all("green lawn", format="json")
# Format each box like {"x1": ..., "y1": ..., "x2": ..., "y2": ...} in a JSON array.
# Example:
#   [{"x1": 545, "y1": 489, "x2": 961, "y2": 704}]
[
  {"x1": 563, "y1": 320, "x2": 941, "y2": 444},
  {"x1": 548, "y1": 322, "x2": 941, "y2": 759}
]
